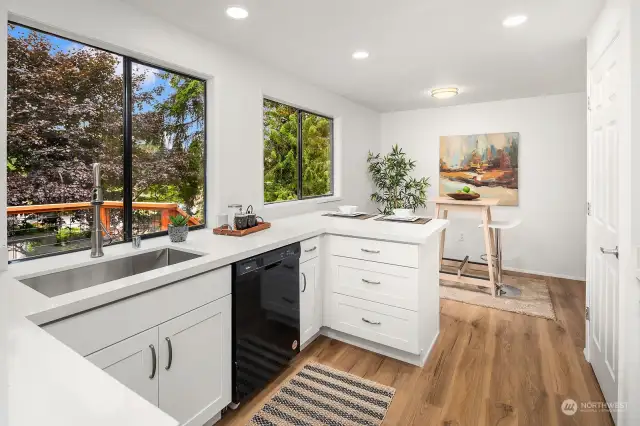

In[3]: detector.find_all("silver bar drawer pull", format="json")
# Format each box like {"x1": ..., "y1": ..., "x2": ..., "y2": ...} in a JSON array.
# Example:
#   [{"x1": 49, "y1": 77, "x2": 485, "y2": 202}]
[
  {"x1": 362, "y1": 278, "x2": 381, "y2": 285},
  {"x1": 304, "y1": 246, "x2": 318, "y2": 253},
  {"x1": 361, "y1": 248, "x2": 380, "y2": 254},
  {"x1": 362, "y1": 318, "x2": 381, "y2": 325}
]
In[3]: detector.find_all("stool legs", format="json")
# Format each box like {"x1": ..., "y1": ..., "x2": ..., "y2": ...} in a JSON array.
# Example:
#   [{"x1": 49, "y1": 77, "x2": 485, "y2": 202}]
[
  {"x1": 495, "y1": 228, "x2": 503, "y2": 286},
  {"x1": 494, "y1": 228, "x2": 522, "y2": 298}
]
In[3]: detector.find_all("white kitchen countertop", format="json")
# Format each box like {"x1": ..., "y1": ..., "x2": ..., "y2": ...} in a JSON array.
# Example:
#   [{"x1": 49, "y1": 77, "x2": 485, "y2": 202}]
[{"x1": 0, "y1": 211, "x2": 448, "y2": 426}]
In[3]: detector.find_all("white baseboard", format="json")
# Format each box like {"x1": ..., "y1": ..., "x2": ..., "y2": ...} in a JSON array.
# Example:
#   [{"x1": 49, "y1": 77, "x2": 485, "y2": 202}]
[{"x1": 503, "y1": 266, "x2": 585, "y2": 282}]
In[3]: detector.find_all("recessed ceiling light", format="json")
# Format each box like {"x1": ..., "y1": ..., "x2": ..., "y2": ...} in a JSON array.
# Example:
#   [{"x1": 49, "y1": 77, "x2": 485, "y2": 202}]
[
  {"x1": 429, "y1": 87, "x2": 460, "y2": 99},
  {"x1": 352, "y1": 50, "x2": 370, "y2": 60},
  {"x1": 226, "y1": 6, "x2": 249, "y2": 20},
  {"x1": 502, "y1": 15, "x2": 528, "y2": 28}
]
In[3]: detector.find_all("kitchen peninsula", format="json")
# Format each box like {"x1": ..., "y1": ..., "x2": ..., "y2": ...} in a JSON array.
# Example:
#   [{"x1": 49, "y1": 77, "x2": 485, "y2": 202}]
[{"x1": 0, "y1": 211, "x2": 448, "y2": 426}]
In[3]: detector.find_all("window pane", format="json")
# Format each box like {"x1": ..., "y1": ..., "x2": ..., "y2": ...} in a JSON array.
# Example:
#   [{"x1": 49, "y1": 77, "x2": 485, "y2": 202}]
[
  {"x1": 301, "y1": 112, "x2": 332, "y2": 198},
  {"x1": 6, "y1": 24, "x2": 124, "y2": 261},
  {"x1": 131, "y1": 63, "x2": 205, "y2": 235},
  {"x1": 263, "y1": 99, "x2": 298, "y2": 203}
]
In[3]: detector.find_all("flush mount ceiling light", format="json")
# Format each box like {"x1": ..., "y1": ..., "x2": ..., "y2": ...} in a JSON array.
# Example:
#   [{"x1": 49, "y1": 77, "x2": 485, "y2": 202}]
[
  {"x1": 352, "y1": 50, "x2": 370, "y2": 60},
  {"x1": 502, "y1": 15, "x2": 528, "y2": 28},
  {"x1": 429, "y1": 87, "x2": 460, "y2": 99},
  {"x1": 226, "y1": 6, "x2": 249, "y2": 20}
]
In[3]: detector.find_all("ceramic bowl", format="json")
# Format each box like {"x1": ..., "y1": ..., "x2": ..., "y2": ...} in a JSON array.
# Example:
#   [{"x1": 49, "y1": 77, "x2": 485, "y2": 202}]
[
  {"x1": 393, "y1": 208, "x2": 413, "y2": 218},
  {"x1": 338, "y1": 205, "x2": 358, "y2": 214},
  {"x1": 447, "y1": 192, "x2": 480, "y2": 201}
]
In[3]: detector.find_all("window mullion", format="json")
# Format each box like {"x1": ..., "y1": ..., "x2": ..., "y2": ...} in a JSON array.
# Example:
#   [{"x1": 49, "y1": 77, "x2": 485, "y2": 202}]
[
  {"x1": 123, "y1": 57, "x2": 133, "y2": 241},
  {"x1": 297, "y1": 110, "x2": 303, "y2": 200}
]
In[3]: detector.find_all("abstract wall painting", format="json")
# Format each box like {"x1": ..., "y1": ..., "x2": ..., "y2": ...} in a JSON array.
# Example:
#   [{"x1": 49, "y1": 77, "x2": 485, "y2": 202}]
[{"x1": 439, "y1": 132, "x2": 519, "y2": 206}]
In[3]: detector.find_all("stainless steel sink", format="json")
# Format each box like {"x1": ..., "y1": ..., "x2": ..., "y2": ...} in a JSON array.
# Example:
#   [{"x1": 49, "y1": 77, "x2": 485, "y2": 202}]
[{"x1": 18, "y1": 248, "x2": 203, "y2": 298}]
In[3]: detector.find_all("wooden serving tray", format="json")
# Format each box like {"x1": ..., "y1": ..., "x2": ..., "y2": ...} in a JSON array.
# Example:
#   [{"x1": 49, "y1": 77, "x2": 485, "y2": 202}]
[
  {"x1": 212, "y1": 222, "x2": 271, "y2": 237},
  {"x1": 446, "y1": 192, "x2": 480, "y2": 201}
]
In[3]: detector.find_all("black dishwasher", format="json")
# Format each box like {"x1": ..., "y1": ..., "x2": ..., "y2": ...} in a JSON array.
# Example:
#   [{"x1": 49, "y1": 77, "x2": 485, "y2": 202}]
[{"x1": 232, "y1": 243, "x2": 301, "y2": 405}]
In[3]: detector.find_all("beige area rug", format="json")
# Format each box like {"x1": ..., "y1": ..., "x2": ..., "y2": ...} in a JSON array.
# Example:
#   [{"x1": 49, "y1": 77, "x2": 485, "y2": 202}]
[
  {"x1": 440, "y1": 275, "x2": 557, "y2": 320},
  {"x1": 247, "y1": 363, "x2": 395, "y2": 426}
]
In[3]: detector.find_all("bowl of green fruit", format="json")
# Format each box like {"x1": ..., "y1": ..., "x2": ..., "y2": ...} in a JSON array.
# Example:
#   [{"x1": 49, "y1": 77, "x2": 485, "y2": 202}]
[{"x1": 447, "y1": 186, "x2": 480, "y2": 201}]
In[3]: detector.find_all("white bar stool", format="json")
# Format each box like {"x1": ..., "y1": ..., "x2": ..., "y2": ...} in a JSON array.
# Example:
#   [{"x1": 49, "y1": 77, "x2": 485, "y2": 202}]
[{"x1": 478, "y1": 219, "x2": 522, "y2": 297}]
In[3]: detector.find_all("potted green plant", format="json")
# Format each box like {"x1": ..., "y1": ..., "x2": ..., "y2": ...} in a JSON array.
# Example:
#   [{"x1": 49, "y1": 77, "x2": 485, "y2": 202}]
[
  {"x1": 367, "y1": 144, "x2": 431, "y2": 215},
  {"x1": 168, "y1": 215, "x2": 189, "y2": 243}
]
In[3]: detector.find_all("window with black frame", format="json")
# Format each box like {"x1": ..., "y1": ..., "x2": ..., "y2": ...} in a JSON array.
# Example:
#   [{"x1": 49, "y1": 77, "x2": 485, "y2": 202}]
[
  {"x1": 6, "y1": 23, "x2": 206, "y2": 262},
  {"x1": 263, "y1": 99, "x2": 333, "y2": 203}
]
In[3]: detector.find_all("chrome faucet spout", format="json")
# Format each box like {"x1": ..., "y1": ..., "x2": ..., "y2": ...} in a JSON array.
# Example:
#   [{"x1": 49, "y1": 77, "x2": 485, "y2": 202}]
[{"x1": 91, "y1": 163, "x2": 105, "y2": 258}]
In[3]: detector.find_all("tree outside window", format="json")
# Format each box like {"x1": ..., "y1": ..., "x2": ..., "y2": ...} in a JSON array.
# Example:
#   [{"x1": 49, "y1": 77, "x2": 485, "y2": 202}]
[
  {"x1": 6, "y1": 23, "x2": 206, "y2": 261},
  {"x1": 263, "y1": 99, "x2": 333, "y2": 203}
]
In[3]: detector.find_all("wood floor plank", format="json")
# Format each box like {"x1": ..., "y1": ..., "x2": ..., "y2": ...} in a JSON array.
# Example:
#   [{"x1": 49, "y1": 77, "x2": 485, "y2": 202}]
[
  {"x1": 439, "y1": 308, "x2": 490, "y2": 426},
  {"x1": 485, "y1": 399, "x2": 517, "y2": 426},
  {"x1": 218, "y1": 274, "x2": 614, "y2": 426}
]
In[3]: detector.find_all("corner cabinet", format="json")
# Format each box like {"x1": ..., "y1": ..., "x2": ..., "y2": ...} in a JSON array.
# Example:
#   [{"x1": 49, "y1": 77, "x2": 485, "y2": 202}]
[
  {"x1": 159, "y1": 296, "x2": 231, "y2": 426},
  {"x1": 300, "y1": 254, "x2": 321, "y2": 346}
]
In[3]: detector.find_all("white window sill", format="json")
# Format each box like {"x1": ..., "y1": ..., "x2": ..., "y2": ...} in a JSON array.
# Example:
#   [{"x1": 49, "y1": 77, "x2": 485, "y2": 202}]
[{"x1": 263, "y1": 196, "x2": 343, "y2": 209}]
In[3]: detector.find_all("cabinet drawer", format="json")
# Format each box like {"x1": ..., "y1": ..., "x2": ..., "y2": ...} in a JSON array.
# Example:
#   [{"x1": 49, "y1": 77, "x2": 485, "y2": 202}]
[
  {"x1": 331, "y1": 294, "x2": 419, "y2": 354},
  {"x1": 331, "y1": 257, "x2": 418, "y2": 310},
  {"x1": 300, "y1": 236, "x2": 321, "y2": 263},
  {"x1": 327, "y1": 235, "x2": 418, "y2": 268},
  {"x1": 44, "y1": 266, "x2": 231, "y2": 357}
]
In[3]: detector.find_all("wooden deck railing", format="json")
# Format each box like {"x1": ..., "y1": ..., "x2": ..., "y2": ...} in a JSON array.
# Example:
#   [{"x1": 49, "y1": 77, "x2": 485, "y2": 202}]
[{"x1": 7, "y1": 201, "x2": 200, "y2": 232}]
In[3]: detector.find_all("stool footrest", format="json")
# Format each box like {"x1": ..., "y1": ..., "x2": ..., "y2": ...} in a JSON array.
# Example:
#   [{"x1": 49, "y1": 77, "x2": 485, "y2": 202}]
[{"x1": 480, "y1": 253, "x2": 497, "y2": 262}]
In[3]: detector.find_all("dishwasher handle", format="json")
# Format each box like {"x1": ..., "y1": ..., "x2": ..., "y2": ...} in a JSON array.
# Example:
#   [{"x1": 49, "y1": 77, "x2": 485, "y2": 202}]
[{"x1": 264, "y1": 260, "x2": 283, "y2": 271}]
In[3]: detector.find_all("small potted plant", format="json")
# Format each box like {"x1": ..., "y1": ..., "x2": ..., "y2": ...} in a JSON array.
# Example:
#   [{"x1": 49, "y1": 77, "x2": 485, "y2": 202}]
[{"x1": 168, "y1": 215, "x2": 189, "y2": 243}]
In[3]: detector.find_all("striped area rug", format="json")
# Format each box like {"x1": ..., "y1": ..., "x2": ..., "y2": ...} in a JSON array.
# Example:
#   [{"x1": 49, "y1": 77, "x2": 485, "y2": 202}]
[{"x1": 248, "y1": 363, "x2": 396, "y2": 426}]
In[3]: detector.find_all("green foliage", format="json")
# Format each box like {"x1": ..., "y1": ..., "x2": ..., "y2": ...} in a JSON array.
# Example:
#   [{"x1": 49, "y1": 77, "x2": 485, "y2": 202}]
[
  {"x1": 56, "y1": 228, "x2": 90, "y2": 244},
  {"x1": 367, "y1": 145, "x2": 430, "y2": 215},
  {"x1": 7, "y1": 24, "x2": 206, "y2": 228},
  {"x1": 263, "y1": 100, "x2": 331, "y2": 203},
  {"x1": 169, "y1": 214, "x2": 189, "y2": 227}
]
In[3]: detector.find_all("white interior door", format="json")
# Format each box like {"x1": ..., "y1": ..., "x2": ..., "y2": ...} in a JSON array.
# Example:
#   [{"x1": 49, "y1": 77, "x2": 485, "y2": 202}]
[{"x1": 587, "y1": 27, "x2": 623, "y2": 412}]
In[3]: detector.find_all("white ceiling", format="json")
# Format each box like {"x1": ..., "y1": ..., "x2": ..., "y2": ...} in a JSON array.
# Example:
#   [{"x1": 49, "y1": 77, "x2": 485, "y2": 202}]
[{"x1": 123, "y1": 0, "x2": 603, "y2": 112}]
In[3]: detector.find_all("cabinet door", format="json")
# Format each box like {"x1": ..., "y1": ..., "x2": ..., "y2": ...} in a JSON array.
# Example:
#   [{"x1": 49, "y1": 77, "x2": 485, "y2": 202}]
[
  {"x1": 313, "y1": 256, "x2": 323, "y2": 334},
  {"x1": 300, "y1": 257, "x2": 320, "y2": 346},
  {"x1": 159, "y1": 296, "x2": 231, "y2": 426},
  {"x1": 86, "y1": 327, "x2": 159, "y2": 407}
]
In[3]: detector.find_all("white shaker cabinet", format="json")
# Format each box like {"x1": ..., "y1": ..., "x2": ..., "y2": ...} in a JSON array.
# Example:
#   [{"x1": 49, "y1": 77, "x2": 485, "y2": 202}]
[
  {"x1": 159, "y1": 295, "x2": 232, "y2": 426},
  {"x1": 86, "y1": 327, "x2": 160, "y2": 407},
  {"x1": 300, "y1": 256, "x2": 320, "y2": 346},
  {"x1": 85, "y1": 294, "x2": 231, "y2": 426}
]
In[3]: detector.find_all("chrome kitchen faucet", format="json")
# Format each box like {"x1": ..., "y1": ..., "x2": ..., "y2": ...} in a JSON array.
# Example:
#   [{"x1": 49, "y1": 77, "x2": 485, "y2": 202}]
[{"x1": 90, "y1": 163, "x2": 112, "y2": 258}]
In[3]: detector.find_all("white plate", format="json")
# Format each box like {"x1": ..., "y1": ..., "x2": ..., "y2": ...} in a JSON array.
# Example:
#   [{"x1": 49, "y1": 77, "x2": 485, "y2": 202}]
[{"x1": 382, "y1": 215, "x2": 421, "y2": 222}]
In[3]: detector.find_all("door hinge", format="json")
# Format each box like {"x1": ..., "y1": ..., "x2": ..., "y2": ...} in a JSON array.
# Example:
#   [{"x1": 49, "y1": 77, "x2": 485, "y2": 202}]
[
  {"x1": 585, "y1": 306, "x2": 590, "y2": 321},
  {"x1": 587, "y1": 202, "x2": 592, "y2": 216},
  {"x1": 587, "y1": 96, "x2": 591, "y2": 111}
]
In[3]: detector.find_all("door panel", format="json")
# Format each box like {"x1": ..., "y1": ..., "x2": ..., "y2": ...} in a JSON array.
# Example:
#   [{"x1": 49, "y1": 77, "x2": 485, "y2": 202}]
[
  {"x1": 300, "y1": 258, "x2": 319, "y2": 345},
  {"x1": 86, "y1": 327, "x2": 159, "y2": 407},
  {"x1": 588, "y1": 28, "x2": 622, "y2": 411},
  {"x1": 159, "y1": 296, "x2": 231, "y2": 426}
]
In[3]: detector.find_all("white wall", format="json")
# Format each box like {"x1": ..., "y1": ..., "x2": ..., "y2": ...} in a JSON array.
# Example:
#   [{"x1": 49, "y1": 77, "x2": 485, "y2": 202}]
[
  {"x1": 0, "y1": 0, "x2": 380, "y2": 261},
  {"x1": 381, "y1": 93, "x2": 587, "y2": 279}
]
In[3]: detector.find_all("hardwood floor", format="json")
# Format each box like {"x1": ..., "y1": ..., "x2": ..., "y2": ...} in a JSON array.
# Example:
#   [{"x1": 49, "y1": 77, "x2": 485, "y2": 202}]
[{"x1": 219, "y1": 274, "x2": 614, "y2": 426}]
